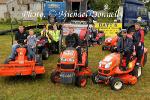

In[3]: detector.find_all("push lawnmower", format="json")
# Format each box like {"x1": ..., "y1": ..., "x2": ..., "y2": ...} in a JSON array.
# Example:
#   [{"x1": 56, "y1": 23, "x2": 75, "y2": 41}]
[
  {"x1": 37, "y1": 36, "x2": 50, "y2": 60},
  {"x1": 0, "y1": 43, "x2": 45, "y2": 77},
  {"x1": 92, "y1": 48, "x2": 148, "y2": 91},
  {"x1": 37, "y1": 35, "x2": 59, "y2": 60},
  {"x1": 50, "y1": 32, "x2": 92, "y2": 87},
  {"x1": 89, "y1": 30, "x2": 105, "y2": 45}
]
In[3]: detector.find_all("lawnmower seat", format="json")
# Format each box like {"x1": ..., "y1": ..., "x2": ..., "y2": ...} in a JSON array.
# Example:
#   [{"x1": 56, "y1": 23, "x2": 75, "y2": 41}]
[{"x1": 15, "y1": 47, "x2": 28, "y2": 56}]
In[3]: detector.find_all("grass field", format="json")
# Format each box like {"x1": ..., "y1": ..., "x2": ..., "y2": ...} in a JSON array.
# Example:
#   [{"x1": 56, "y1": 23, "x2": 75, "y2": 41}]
[{"x1": 0, "y1": 33, "x2": 150, "y2": 100}]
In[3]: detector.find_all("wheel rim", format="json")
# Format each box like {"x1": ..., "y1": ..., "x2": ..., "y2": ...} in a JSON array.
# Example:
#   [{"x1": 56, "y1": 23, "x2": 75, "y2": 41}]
[
  {"x1": 114, "y1": 81, "x2": 122, "y2": 90},
  {"x1": 138, "y1": 67, "x2": 142, "y2": 77},
  {"x1": 80, "y1": 79, "x2": 87, "y2": 87}
]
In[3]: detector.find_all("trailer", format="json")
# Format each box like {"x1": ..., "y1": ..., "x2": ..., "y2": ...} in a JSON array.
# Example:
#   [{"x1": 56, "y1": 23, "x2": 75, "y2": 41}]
[
  {"x1": 117, "y1": 0, "x2": 150, "y2": 33},
  {"x1": 43, "y1": 0, "x2": 96, "y2": 23}
]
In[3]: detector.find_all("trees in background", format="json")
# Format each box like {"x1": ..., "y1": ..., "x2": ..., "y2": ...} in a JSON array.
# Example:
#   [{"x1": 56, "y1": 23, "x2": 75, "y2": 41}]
[
  {"x1": 91, "y1": 0, "x2": 150, "y2": 12},
  {"x1": 91, "y1": 0, "x2": 121, "y2": 12}
]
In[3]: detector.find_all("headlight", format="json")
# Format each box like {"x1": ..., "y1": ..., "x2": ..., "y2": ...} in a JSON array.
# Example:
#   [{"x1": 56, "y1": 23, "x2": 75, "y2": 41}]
[
  {"x1": 106, "y1": 38, "x2": 112, "y2": 42},
  {"x1": 60, "y1": 58, "x2": 67, "y2": 62},
  {"x1": 68, "y1": 58, "x2": 75, "y2": 62},
  {"x1": 105, "y1": 62, "x2": 112, "y2": 69},
  {"x1": 107, "y1": 39, "x2": 112, "y2": 42}
]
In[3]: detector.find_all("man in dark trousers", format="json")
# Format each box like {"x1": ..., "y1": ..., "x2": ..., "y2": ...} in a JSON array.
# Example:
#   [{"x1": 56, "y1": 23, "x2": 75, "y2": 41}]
[
  {"x1": 9, "y1": 25, "x2": 28, "y2": 60},
  {"x1": 65, "y1": 26, "x2": 82, "y2": 63},
  {"x1": 133, "y1": 22, "x2": 144, "y2": 66},
  {"x1": 117, "y1": 29, "x2": 134, "y2": 70}
]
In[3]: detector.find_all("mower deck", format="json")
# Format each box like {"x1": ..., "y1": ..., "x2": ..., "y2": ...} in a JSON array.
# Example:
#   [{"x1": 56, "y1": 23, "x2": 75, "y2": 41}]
[{"x1": 0, "y1": 63, "x2": 45, "y2": 76}]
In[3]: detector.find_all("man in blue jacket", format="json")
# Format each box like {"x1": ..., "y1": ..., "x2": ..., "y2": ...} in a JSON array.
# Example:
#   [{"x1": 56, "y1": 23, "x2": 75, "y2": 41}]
[{"x1": 117, "y1": 29, "x2": 134, "y2": 69}]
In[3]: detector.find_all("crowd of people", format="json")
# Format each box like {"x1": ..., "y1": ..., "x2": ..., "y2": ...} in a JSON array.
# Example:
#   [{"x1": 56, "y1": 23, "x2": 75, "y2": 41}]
[
  {"x1": 7, "y1": 22, "x2": 145, "y2": 70},
  {"x1": 8, "y1": 24, "x2": 61, "y2": 61}
]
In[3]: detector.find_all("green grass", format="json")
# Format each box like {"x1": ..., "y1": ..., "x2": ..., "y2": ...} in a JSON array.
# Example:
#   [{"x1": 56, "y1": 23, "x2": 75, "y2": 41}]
[{"x1": 0, "y1": 33, "x2": 150, "y2": 100}]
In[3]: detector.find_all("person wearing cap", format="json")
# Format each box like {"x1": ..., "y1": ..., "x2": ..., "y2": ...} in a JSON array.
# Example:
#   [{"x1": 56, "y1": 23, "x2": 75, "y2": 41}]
[
  {"x1": 117, "y1": 29, "x2": 134, "y2": 70},
  {"x1": 133, "y1": 23, "x2": 144, "y2": 66},
  {"x1": 65, "y1": 26, "x2": 82, "y2": 63}
]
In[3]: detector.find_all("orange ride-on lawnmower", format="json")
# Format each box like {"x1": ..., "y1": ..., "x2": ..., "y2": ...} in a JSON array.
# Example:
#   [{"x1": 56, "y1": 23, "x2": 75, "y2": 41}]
[
  {"x1": 92, "y1": 48, "x2": 148, "y2": 91},
  {"x1": 89, "y1": 30, "x2": 105, "y2": 45},
  {"x1": 0, "y1": 42, "x2": 45, "y2": 77},
  {"x1": 102, "y1": 32, "x2": 121, "y2": 52},
  {"x1": 50, "y1": 33, "x2": 92, "y2": 87}
]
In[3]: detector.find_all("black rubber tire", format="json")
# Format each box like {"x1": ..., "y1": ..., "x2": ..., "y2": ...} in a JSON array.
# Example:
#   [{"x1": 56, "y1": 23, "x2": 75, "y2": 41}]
[
  {"x1": 92, "y1": 72, "x2": 99, "y2": 84},
  {"x1": 131, "y1": 65, "x2": 142, "y2": 78},
  {"x1": 50, "y1": 71, "x2": 60, "y2": 83},
  {"x1": 110, "y1": 78, "x2": 124, "y2": 91},
  {"x1": 76, "y1": 76, "x2": 87, "y2": 87},
  {"x1": 42, "y1": 48, "x2": 49, "y2": 60}
]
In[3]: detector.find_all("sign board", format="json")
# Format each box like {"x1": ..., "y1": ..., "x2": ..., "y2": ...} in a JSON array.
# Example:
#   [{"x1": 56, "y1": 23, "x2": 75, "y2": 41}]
[
  {"x1": 62, "y1": 23, "x2": 92, "y2": 36},
  {"x1": 95, "y1": 23, "x2": 122, "y2": 37}
]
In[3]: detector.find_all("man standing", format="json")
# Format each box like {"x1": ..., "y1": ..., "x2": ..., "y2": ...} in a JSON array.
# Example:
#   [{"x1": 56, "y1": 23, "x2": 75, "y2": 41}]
[
  {"x1": 133, "y1": 23, "x2": 144, "y2": 66},
  {"x1": 9, "y1": 25, "x2": 28, "y2": 60}
]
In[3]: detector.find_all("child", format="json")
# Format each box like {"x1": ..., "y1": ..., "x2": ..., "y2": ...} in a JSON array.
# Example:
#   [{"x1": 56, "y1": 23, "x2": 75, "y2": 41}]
[{"x1": 27, "y1": 29, "x2": 37, "y2": 60}]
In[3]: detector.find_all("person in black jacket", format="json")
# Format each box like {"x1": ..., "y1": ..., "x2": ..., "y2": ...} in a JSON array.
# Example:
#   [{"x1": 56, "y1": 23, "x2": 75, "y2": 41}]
[
  {"x1": 9, "y1": 25, "x2": 28, "y2": 60},
  {"x1": 65, "y1": 26, "x2": 82, "y2": 63},
  {"x1": 117, "y1": 29, "x2": 134, "y2": 69}
]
